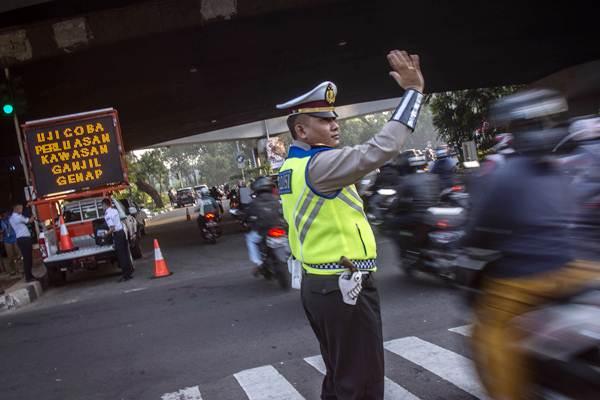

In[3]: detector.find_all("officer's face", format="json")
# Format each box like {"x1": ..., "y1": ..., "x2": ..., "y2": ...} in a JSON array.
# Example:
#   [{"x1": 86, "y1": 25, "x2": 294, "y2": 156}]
[{"x1": 296, "y1": 116, "x2": 340, "y2": 147}]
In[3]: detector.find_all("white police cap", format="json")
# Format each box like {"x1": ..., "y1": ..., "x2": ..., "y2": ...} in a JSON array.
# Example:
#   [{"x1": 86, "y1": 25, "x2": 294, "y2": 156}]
[{"x1": 276, "y1": 81, "x2": 338, "y2": 118}]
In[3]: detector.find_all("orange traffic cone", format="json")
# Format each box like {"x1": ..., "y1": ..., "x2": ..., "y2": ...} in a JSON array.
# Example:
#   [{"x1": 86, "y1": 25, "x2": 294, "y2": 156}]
[
  {"x1": 152, "y1": 239, "x2": 172, "y2": 278},
  {"x1": 186, "y1": 207, "x2": 191, "y2": 221},
  {"x1": 58, "y1": 215, "x2": 76, "y2": 252}
]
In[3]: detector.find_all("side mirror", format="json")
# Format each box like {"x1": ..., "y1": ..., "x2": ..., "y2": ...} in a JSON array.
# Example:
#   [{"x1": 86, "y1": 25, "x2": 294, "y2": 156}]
[{"x1": 128, "y1": 207, "x2": 138, "y2": 215}]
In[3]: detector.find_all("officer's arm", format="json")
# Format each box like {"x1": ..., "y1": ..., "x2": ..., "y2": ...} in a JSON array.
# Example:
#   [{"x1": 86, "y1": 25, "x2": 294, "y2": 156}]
[
  {"x1": 308, "y1": 121, "x2": 415, "y2": 195},
  {"x1": 308, "y1": 50, "x2": 424, "y2": 196}
]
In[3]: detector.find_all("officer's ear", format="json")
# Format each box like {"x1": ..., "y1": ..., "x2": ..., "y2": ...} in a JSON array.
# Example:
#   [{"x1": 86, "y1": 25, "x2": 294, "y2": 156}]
[{"x1": 293, "y1": 115, "x2": 311, "y2": 141}]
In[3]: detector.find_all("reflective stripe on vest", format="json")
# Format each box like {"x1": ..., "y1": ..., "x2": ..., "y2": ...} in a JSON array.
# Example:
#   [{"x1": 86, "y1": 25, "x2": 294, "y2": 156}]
[{"x1": 279, "y1": 146, "x2": 377, "y2": 275}]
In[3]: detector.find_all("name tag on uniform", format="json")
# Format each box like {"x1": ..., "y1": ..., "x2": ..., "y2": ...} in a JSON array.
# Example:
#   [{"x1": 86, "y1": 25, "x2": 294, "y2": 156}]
[{"x1": 278, "y1": 170, "x2": 292, "y2": 195}]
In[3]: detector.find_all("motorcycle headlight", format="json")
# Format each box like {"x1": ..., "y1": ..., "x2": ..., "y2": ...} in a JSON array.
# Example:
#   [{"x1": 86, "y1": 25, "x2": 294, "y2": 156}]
[{"x1": 377, "y1": 188, "x2": 397, "y2": 196}]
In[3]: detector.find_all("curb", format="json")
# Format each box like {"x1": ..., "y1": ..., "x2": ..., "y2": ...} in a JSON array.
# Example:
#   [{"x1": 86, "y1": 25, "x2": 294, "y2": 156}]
[{"x1": 0, "y1": 280, "x2": 43, "y2": 313}]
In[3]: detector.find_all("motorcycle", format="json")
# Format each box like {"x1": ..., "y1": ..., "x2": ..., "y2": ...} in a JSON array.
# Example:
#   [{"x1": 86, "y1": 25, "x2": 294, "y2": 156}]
[
  {"x1": 456, "y1": 248, "x2": 600, "y2": 399},
  {"x1": 366, "y1": 187, "x2": 398, "y2": 225},
  {"x1": 257, "y1": 226, "x2": 292, "y2": 290},
  {"x1": 232, "y1": 209, "x2": 291, "y2": 290},
  {"x1": 395, "y1": 205, "x2": 468, "y2": 285},
  {"x1": 197, "y1": 211, "x2": 221, "y2": 244}
]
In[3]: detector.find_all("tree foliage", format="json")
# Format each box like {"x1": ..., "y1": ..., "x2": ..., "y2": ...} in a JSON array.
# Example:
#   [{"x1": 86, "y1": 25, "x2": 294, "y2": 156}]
[
  {"x1": 429, "y1": 86, "x2": 519, "y2": 151},
  {"x1": 338, "y1": 105, "x2": 443, "y2": 150}
]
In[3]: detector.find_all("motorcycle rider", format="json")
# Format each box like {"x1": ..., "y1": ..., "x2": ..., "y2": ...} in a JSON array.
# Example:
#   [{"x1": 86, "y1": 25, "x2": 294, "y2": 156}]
[
  {"x1": 245, "y1": 176, "x2": 285, "y2": 276},
  {"x1": 210, "y1": 186, "x2": 225, "y2": 214},
  {"x1": 465, "y1": 89, "x2": 600, "y2": 400},
  {"x1": 430, "y1": 145, "x2": 458, "y2": 189},
  {"x1": 367, "y1": 152, "x2": 412, "y2": 223},
  {"x1": 196, "y1": 187, "x2": 220, "y2": 229},
  {"x1": 386, "y1": 153, "x2": 440, "y2": 250}
]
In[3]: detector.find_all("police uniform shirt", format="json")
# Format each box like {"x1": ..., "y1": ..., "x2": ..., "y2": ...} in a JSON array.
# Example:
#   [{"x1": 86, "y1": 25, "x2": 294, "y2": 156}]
[
  {"x1": 104, "y1": 207, "x2": 123, "y2": 231},
  {"x1": 9, "y1": 212, "x2": 31, "y2": 238},
  {"x1": 298, "y1": 121, "x2": 414, "y2": 195}
]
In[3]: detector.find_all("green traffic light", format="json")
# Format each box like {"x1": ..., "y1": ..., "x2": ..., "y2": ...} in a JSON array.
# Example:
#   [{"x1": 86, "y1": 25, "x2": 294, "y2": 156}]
[{"x1": 2, "y1": 104, "x2": 13, "y2": 114}]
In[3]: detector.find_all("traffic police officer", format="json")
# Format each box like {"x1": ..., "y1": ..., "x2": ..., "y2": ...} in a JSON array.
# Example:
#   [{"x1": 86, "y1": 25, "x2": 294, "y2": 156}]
[
  {"x1": 101, "y1": 198, "x2": 133, "y2": 282},
  {"x1": 277, "y1": 50, "x2": 425, "y2": 400}
]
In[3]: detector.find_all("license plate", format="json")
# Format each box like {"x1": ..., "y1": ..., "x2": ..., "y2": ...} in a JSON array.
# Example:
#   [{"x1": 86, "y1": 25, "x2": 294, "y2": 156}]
[
  {"x1": 266, "y1": 236, "x2": 288, "y2": 247},
  {"x1": 206, "y1": 221, "x2": 217, "y2": 227}
]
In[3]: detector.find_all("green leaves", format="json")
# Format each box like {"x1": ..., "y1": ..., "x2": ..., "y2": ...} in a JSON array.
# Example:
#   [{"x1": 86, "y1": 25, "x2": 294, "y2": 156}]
[{"x1": 429, "y1": 86, "x2": 520, "y2": 152}]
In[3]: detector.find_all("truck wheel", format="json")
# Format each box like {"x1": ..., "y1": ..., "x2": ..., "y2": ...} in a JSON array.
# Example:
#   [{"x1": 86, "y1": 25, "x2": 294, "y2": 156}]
[
  {"x1": 48, "y1": 267, "x2": 67, "y2": 286},
  {"x1": 130, "y1": 237, "x2": 143, "y2": 260}
]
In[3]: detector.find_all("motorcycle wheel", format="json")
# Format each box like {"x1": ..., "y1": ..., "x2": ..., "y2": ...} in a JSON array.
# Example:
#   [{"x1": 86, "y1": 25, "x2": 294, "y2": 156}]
[{"x1": 275, "y1": 261, "x2": 291, "y2": 291}]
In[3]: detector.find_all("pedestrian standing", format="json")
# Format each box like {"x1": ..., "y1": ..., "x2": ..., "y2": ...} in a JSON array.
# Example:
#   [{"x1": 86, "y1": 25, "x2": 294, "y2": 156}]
[
  {"x1": 101, "y1": 198, "x2": 133, "y2": 282},
  {"x1": 1, "y1": 210, "x2": 21, "y2": 276},
  {"x1": 277, "y1": 50, "x2": 425, "y2": 399},
  {"x1": 9, "y1": 204, "x2": 35, "y2": 282}
]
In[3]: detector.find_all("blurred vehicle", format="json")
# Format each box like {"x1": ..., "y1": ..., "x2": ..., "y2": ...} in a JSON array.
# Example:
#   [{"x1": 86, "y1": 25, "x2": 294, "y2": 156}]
[
  {"x1": 232, "y1": 207, "x2": 290, "y2": 290},
  {"x1": 197, "y1": 210, "x2": 221, "y2": 244},
  {"x1": 196, "y1": 188, "x2": 222, "y2": 244},
  {"x1": 456, "y1": 248, "x2": 600, "y2": 400},
  {"x1": 396, "y1": 205, "x2": 468, "y2": 284},
  {"x1": 176, "y1": 187, "x2": 196, "y2": 208},
  {"x1": 120, "y1": 198, "x2": 147, "y2": 236}
]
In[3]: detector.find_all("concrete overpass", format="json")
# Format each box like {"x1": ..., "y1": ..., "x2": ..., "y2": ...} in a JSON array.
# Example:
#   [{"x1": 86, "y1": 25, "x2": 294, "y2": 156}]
[
  {"x1": 0, "y1": 0, "x2": 598, "y2": 155},
  {"x1": 0, "y1": 0, "x2": 598, "y2": 205}
]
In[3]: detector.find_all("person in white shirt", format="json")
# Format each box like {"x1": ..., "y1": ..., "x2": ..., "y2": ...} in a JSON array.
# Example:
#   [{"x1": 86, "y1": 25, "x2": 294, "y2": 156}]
[
  {"x1": 101, "y1": 198, "x2": 133, "y2": 282},
  {"x1": 9, "y1": 203, "x2": 35, "y2": 282}
]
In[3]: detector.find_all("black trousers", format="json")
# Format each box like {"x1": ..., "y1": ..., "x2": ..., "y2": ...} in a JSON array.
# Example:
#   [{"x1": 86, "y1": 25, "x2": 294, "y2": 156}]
[
  {"x1": 16, "y1": 236, "x2": 33, "y2": 280},
  {"x1": 301, "y1": 272, "x2": 384, "y2": 400},
  {"x1": 113, "y1": 230, "x2": 133, "y2": 278}
]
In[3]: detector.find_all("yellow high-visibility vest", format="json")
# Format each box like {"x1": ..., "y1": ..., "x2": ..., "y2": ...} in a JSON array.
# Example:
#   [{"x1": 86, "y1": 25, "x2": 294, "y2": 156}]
[{"x1": 278, "y1": 145, "x2": 377, "y2": 275}]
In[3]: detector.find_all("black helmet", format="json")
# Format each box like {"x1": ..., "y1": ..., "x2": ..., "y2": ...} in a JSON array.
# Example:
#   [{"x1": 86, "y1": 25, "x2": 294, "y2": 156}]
[
  {"x1": 251, "y1": 176, "x2": 274, "y2": 193},
  {"x1": 489, "y1": 89, "x2": 570, "y2": 153}
]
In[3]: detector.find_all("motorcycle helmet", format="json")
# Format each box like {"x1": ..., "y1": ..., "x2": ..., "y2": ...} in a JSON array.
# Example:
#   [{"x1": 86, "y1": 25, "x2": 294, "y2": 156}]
[
  {"x1": 200, "y1": 187, "x2": 210, "y2": 197},
  {"x1": 251, "y1": 176, "x2": 274, "y2": 193},
  {"x1": 489, "y1": 89, "x2": 570, "y2": 153}
]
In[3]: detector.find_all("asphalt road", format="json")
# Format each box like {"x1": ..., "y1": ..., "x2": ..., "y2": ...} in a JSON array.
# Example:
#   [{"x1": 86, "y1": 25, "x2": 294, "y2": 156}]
[{"x1": 0, "y1": 207, "x2": 477, "y2": 400}]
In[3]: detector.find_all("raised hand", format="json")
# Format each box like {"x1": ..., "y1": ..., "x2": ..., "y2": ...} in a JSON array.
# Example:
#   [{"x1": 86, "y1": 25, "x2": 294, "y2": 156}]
[{"x1": 387, "y1": 50, "x2": 424, "y2": 93}]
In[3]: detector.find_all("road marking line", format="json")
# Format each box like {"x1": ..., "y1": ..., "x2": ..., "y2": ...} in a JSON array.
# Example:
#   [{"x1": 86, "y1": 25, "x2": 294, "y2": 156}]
[
  {"x1": 449, "y1": 324, "x2": 472, "y2": 337},
  {"x1": 384, "y1": 337, "x2": 487, "y2": 399},
  {"x1": 304, "y1": 355, "x2": 421, "y2": 400},
  {"x1": 123, "y1": 287, "x2": 147, "y2": 294},
  {"x1": 161, "y1": 386, "x2": 203, "y2": 400},
  {"x1": 234, "y1": 365, "x2": 305, "y2": 400}
]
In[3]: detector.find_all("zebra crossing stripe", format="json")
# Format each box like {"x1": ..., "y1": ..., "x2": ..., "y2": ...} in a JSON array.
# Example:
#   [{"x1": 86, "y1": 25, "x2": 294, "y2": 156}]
[
  {"x1": 161, "y1": 386, "x2": 203, "y2": 400},
  {"x1": 304, "y1": 355, "x2": 421, "y2": 400},
  {"x1": 448, "y1": 324, "x2": 472, "y2": 337},
  {"x1": 234, "y1": 365, "x2": 305, "y2": 400},
  {"x1": 384, "y1": 337, "x2": 488, "y2": 399}
]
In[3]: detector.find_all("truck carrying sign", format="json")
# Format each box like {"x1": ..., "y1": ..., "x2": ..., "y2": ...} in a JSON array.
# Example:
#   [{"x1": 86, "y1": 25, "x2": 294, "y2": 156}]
[{"x1": 22, "y1": 108, "x2": 128, "y2": 198}]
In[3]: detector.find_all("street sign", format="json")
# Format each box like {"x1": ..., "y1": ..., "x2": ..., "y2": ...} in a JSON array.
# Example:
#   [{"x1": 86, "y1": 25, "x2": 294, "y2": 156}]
[
  {"x1": 22, "y1": 109, "x2": 128, "y2": 198},
  {"x1": 462, "y1": 140, "x2": 478, "y2": 162},
  {"x1": 236, "y1": 153, "x2": 245, "y2": 169}
]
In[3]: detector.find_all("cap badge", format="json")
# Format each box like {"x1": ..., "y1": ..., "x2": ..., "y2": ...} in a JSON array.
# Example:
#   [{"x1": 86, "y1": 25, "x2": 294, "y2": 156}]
[{"x1": 325, "y1": 84, "x2": 336, "y2": 105}]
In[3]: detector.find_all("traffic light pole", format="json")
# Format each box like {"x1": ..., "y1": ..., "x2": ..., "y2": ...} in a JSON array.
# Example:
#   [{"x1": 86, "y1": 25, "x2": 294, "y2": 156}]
[
  {"x1": 5, "y1": 67, "x2": 40, "y2": 238},
  {"x1": 4, "y1": 67, "x2": 29, "y2": 187}
]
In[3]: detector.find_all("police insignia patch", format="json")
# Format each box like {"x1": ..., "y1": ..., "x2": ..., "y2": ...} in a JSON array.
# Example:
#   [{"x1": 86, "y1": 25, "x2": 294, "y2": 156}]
[{"x1": 278, "y1": 170, "x2": 292, "y2": 194}]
